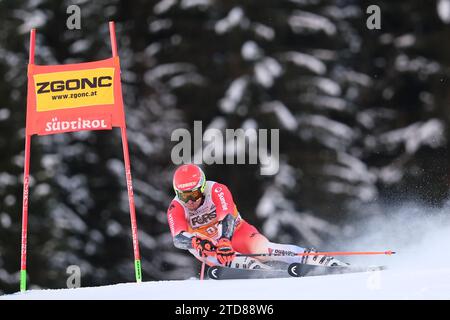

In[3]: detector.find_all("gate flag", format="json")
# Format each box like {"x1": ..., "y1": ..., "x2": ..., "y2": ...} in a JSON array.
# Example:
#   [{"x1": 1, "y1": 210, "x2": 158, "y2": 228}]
[
  {"x1": 27, "y1": 57, "x2": 125, "y2": 135},
  {"x1": 20, "y1": 22, "x2": 142, "y2": 292}
]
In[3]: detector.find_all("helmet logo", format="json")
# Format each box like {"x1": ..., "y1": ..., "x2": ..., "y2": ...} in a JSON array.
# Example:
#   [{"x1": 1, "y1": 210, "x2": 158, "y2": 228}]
[{"x1": 177, "y1": 181, "x2": 197, "y2": 189}]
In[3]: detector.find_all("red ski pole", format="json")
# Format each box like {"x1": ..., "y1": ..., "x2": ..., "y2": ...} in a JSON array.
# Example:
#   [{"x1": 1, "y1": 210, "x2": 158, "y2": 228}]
[
  {"x1": 200, "y1": 262, "x2": 206, "y2": 281},
  {"x1": 236, "y1": 250, "x2": 396, "y2": 258}
]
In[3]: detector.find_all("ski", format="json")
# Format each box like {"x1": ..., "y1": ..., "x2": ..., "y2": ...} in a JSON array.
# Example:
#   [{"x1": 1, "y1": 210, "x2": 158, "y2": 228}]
[
  {"x1": 207, "y1": 266, "x2": 290, "y2": 280},
  {"x1": 207, "y1": 264, "x2": 386, "y2": 280},
  {"x1": 287, "y1": 263, "x2": 387, "y2": 277}
]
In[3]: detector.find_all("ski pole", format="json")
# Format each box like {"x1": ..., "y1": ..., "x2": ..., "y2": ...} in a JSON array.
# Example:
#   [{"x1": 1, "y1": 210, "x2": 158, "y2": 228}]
[
  {"x1": 200, "y1": 262, "x2": 206, "y2": 281},
  {"x1": 236, "y1": 250, "x2": 396, "y2": 258}
]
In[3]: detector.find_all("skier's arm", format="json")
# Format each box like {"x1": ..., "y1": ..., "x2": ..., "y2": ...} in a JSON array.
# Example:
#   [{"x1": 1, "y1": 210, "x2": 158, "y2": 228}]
[
  {"x1": 167, "y1": 201, "x2": 215, "y2": 255},
  {"x1": 173, "y1": 231, "x2": 194, "y2": 250},
  {"x1": 215, "y1": 214, "x2": 237, "y2": 265},
  {"x1": 167, "y1": 200, "x2": 191, "y2": 249},
  {"x1": 172, "y1": 215, "x2": 235, "y2": 255},
  {"x1": 210, "y1": 183, "x2": 238, "y2": 264},
  {"x1": 220, "y1": 213, "x2": 236, "y2": 239},
  {"x1": 211, "y1": 183, "x2": 239, "y2": 239},
  {"x1": 174, "y1": 231, "x2": 216, "y2": 259}
]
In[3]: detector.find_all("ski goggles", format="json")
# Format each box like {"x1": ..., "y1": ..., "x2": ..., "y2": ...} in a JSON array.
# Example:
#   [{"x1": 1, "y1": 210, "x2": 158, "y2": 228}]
[{"x1": 176, "y1": 188, "x2": 203, "y2": 203}]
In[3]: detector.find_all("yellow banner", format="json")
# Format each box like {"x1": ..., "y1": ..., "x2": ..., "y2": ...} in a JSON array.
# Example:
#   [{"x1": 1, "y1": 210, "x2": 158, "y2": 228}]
[{"x1": 34, "y1": 68, "x2": 115, "y2": 112}]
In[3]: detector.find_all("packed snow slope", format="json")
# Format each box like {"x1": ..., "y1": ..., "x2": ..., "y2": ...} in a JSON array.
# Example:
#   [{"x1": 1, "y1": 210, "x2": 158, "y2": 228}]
[
  {"x1": 2, "y1": 203, "x2": 450, "y2": 300},
  {"x1": 2, "y1": 266, "x2": 450, "y2": 300}
]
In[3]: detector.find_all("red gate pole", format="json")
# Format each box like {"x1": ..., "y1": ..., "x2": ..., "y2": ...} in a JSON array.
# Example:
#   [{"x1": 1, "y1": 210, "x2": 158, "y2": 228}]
[
  {"x1": 20, "y1": 135, "x2": 31, "y2": 292},
  {"x1": 20, "y1": 28, "x2": 36, "y2": 292},
  {"x1": 109, "y1": 21, "x2": 142, "y2": 283}
]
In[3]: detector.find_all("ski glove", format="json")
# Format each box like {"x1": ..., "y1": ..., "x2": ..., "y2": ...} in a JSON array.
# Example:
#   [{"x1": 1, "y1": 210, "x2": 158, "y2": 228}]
[
  {"x1": 191, "y1": 236, "x2": 216, "y2": 258},
  {"x1": 216, "y1": 238, "x2": 235, "y2": 266}
]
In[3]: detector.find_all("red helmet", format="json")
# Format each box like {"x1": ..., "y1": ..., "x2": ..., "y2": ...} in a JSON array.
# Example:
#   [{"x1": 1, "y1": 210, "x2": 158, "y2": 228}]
[{"x1": 173, "y1": 164, "x2": 206, "y2": 202}]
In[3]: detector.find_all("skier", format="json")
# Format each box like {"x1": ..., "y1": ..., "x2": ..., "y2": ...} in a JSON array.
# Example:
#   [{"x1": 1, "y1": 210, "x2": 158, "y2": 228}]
[{"x1": 167, "y1": 164, "x2": 348, "y2": 270}]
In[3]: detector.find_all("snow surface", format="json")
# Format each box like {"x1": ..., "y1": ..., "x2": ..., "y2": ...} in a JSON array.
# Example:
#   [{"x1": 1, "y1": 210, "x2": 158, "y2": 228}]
[
  {"x1": 2, "y1": 267, "x2": 450, "y2": 300},
  {"x1": 2, "y1": 205, "x2": 450, "y2": 300}
]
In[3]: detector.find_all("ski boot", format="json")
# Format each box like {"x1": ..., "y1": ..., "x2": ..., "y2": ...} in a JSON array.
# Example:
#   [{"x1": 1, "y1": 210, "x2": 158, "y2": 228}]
[
  {"x1": 229, "y1": 256, "x2": 272, "y2": 270},
  {"x1": 301, "y1": 248, "x2": 349, "y2": 267}
]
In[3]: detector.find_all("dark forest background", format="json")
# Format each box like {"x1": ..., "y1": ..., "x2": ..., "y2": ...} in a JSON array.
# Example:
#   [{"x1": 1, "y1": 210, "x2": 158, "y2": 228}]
[{"x1": 0, "y1": 0, "x2": 449, "y2": 294}]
